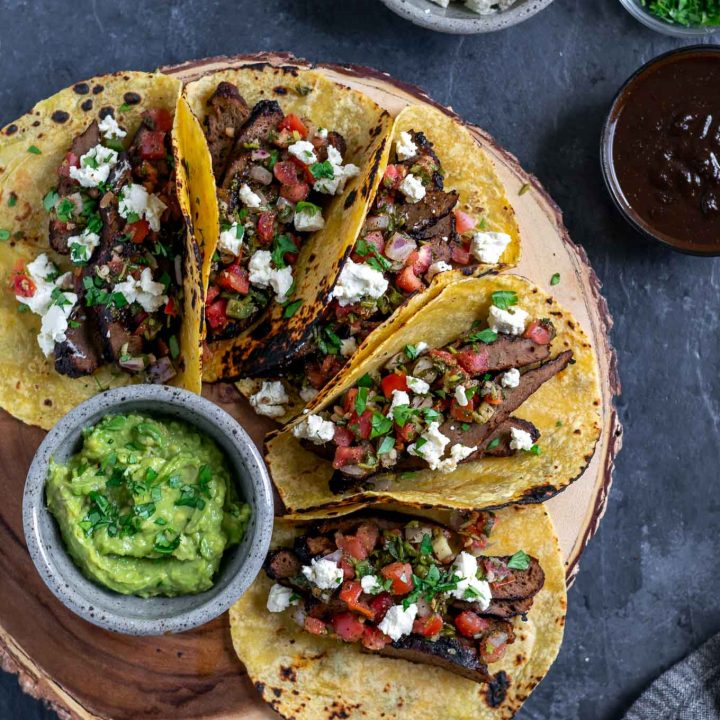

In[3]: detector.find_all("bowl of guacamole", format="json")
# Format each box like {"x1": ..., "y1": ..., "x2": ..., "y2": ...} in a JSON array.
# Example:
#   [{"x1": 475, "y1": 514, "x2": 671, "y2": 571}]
[{"x1": 23, "y1": 385, "x2": 273, "y2": 635}]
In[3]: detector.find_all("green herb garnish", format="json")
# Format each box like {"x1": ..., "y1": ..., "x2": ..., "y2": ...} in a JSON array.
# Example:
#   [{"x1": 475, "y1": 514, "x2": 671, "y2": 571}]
[{"x1": 507, "y1": 550, "x2": 531, "y2": 571}]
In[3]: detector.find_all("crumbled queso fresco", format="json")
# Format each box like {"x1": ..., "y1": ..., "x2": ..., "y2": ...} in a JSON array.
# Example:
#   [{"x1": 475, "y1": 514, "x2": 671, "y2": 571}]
[{"x1": 427, "y1": 0, "x2": 516, "y2": 14}]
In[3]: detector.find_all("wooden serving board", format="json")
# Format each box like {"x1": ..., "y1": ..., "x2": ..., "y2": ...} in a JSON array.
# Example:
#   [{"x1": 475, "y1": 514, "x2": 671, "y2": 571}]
[{"x1": 0, "y1": 53, "x2": 621, "y2": 720}]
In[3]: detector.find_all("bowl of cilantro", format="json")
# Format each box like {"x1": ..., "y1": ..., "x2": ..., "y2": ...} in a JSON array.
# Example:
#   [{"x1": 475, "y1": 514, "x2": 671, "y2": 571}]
[{"x1": 620, "y1": 0, "x2": 720, "y2": 36}]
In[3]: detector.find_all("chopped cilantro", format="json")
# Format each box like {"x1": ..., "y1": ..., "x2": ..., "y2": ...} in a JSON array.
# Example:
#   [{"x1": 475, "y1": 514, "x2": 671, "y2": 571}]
[
  {"x1": 487, "y1": 437, "x2": 501, "y2": 450},
  {"x1": 7, "y1": 193, "x2": 17, "y2": 208},
  {"x1": 0, "y1": 229, "x2": 10, "y2": 242},
  {"x1": 43, "y1": 189, "x2": 59, "y2": 212},
  {"x1": 370, "y1": 412, "x2": 393, "y2": 439},
  {"x1": 271, "y1": 234, "x2": 297, "y2": 269},
  {"x1": 507, "y1": 550, "x2": 531, "y2": 570},
  {"x1": 378, "y1": 436, "x2": 395, "y2": 455},
  {"x1": 357, "y1": 373, "x2": 373, "y2": 388},
  {"x1": 355, "y1": 386, "x2": 369, "y2": 415},
  {"x1": 309, "y1": 161, "x2": 334, "y2": 180},
  {"x1": 404, "y1": 344, "x2": 419, "y2": 360},
  {"x1": 491, "y1": 290, "x2": 518, "y2": 309},
  {"x1": 550, "y1": 272, "x2": 560, "y2": 286},
  {"x1": 518, "y1": 182, "x2": 531, "y2": 196},
  {"x1": 295, "y1": 201, "x2": 321, "y2": 216},
  {"x1": 283, "y1": 299, "x2": 302, "y2": 318},
  {"x1": 467, "y1": 328, "x2": 498, "y2": 344},
  {"x1": 27, "y1": 145, "x2": 42, "y2": 155}
]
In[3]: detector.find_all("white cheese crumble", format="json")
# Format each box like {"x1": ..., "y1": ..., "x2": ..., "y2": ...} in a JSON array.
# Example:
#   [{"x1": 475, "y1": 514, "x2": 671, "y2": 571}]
[
  {"x1": 267, "y1": 583, "x2": 297, "y2": 613},
  {"x1": 292, "y1": 414, "x2": 336, "y2": 445},
  {"x1": 69, "y1": 144, "x2": 118, "y2": 188},
  {"x1": 340, "y1": 337, "x2": 357, "y2": 357},
  {"x1": 38, "y1": 302, "x2": 77, "y2": 356},
  {"x1": 437, "y1": 443, "x2": 478, "y2": 474},
  {"x1": 287, "y1": 140, "x2": 318, "y2": 166},
  {"x1": 248, "y1": 250, "x2": 294, "y2": 303},
  {"x1": 249, "y1": 380, "x2": 289, "y2": 419},
  {"x1": 395, "y1": 131, "x2": 418, "y2": 161},
  {"x1": 294, "y1": 205, "x2": 325, "y2": 232},
  {"x1": 386, "y1": 388, "x2": 410, "y2": 418},
  {"x1": 331, "y1": 259, "x2": 389, "y2": 307},
  {"x1": 114, "y1": 267, "x2": 168, "y2": 312},
  {"x1": 470, "y1": 231, "x2": 512, "y2": 264},
  {"x1": 238, "y1": 183, "x2": 262, "y2": 208},
  {"x1": 378, "y1": 603, "x2": 418, "y2": 642},
  {"x1": 398, "y1": 173, "x2": 426, "y2": 204},
  {"x1": 67, "y1": 229, "x2": 100, "y2": 264},
  {"x1": 428, "y1": 0, "x2": 450, "y2": 6},
  {"x1": 406, "y1": 375, "x2": 430, "y2": 394},
  {"x1": 299, "y1": 384, "x2": 318, "y2": 403},
  {"x1": 360, "y1": 574, "x2": 383, "y2": 595},
  {"x1": 509, "y1": 426, "x2": 534, "y2": 452},
  {"x1": 313, "y1": 145, "x2": 360, "y2": 195},
  {"x1": 316, "y1": 127, "x2": 328, "y2": 139},
  {"x1": 454, "y1": 384, "x2": 469, "y2": 407},
  {"x1": 302, "y1": 557, "x2": 344, "y2": 590},
  {"x1": 118, "y1": 183, "x2": 167, "y2": 232},
  {"x1": 487, "y1": 304, "x2": 528, "y2": 335},
  {"x1": 445, "y1": 551, "x2": 492, "y2": 609},
  {"x1": 427, "y1": 260, "x2": 452, "y2": 280},
  {"x1": 408, "y1": 421, "x2": 451, "y2": 471},
  {"x1": 98, "y1": 115, "x2": 126, "y2": 140},
  {"x1": 501, "y1": 367, "x2": 521, "y2": 388},
  {"x1": 415, "y1": 342, "x2": 429, "y2": 355},
  {"x1": 218, "y1": 223, "x2": 244, "y2": 256}
]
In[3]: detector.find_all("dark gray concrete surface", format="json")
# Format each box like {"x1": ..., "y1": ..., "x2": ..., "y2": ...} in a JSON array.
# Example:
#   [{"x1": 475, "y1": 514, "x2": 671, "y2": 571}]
[{"x1": 1, "y1": 1, "x2": 718, "y2": 718}]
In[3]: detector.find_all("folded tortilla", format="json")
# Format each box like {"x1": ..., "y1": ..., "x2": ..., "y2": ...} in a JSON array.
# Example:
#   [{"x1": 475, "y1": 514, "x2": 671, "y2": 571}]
[
  {"x1": 265, "y1": 273, "x2": 601, "y2": 515},
  {"x1": 229, "y1": 502, "x2": 566, "y2": 720}
]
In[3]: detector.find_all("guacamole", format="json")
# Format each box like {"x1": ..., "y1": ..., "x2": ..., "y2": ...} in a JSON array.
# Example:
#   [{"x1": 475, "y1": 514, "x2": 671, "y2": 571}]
[{"x1": 46, "y1": 414, "x2": 250, "y2": 598}]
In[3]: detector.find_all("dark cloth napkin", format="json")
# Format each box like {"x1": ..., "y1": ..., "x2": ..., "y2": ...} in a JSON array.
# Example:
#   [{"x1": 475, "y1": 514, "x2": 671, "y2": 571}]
[{"x1": 624, "y1": 632, "x2": 720, "y2": 720}]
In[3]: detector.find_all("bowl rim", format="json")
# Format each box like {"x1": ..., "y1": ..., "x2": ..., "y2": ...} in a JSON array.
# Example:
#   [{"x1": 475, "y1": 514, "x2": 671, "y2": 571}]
[
  {"x1": 618, "y1": 0, "x2": 720, "y2": 37},
  {"x1": 378, "y1": 0, "x2": 555, "y2": 34},
  {"x1": 22, "y1": 384, "x2": 274, "y2": 635},
  {"x1": 600, "y1": 44, "x2": 720, "y2": 257}
]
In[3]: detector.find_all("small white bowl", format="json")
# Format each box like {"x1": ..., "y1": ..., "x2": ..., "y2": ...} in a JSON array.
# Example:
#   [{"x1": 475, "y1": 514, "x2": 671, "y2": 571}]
[
  {"x1": 23, "y1": 384, "x2": 274, "y2": 636},
  {"x1": 379, "y1": 0, "x2": 555, "y2": 34},
  {"x1": 619, "y1": 0, "x2": 720, "y2": 37}
]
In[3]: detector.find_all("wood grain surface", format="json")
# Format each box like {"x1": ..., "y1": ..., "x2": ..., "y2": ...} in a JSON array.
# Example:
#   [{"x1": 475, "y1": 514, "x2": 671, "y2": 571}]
[{"x1": 0, "y1": 53, "x2": 620, "y2": 720}]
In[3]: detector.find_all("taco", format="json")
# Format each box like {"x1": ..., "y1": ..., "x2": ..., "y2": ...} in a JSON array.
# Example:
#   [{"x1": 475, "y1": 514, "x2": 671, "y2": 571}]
[
  {"x1": 0, "y1": 72, "x2": 203, "y2": 429},
  {"x1": 265, "y1": 274, "x2": 601, "y2": 515},
  {"x1": 230, "y1": 503, "x2": 566, "y2": 720},
  {"x1": 234, "y1": 103, "x2": 521, "y2": 422},
  {"x1": 179, "y1": 65, "x2": 393, "y2": 383}
]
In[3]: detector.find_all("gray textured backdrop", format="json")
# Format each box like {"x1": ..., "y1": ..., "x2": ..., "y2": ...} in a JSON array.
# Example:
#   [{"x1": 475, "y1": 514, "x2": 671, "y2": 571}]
[{"x1": 1, "y1": 1, "x2": 718, "y2": 718}]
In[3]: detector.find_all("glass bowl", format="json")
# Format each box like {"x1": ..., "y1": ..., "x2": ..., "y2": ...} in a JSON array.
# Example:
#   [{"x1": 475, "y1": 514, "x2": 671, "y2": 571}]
[{"x1": 619, "y1": 0, "x2": 720, "y2": 37}]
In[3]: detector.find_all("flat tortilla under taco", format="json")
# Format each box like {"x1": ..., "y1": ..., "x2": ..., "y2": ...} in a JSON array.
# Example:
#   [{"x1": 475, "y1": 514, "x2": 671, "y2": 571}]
[
  {"x1": 229, "y1": 503, "x2": 566, "y2": 720},
  {"x1": 0, "y1": 71, "x2": 202, "y2": 429},
  {"x1": 265, "y1": 274, "x2": 601, "y2": 515},
  {"x1": 233, "y1": 103, "x2": 521, "y2": 422},
  {"x1": 178, "y1": 65, "x2": 393, "y2": 383}
]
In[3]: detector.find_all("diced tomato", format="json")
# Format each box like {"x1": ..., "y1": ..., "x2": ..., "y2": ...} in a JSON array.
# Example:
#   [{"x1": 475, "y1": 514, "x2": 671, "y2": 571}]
[
  {"x1": 334, "y1": 301, "x2": 360, "y2": 320},
  {"x1": 413, "y1": 613, "x2": 443, "y2": 638},
  {"x1": 216, "y1": 264, "x2": 250, "y2": 295},
  {"x1": 273, "y1": 161, "x2": 300, "y2": 185},
  {"x1": 349, "y1": 409, "x2": 373, "y2": 440},
  {"x1": 139, "y1": 130, "x2": 166, "y2": 160},
  {"x1": 58, "y1": 151, "x2": 80, "y2": 178},
  {"x1": 451, "y1": 244, "x2": 471, "y2": 265},
  {"x1": 524, "y1": 319, "x2": 551, "y2": 345},
  {"x1": 331, "y1": 612, "x2": 365, "y2": 643},
  {"x1": 126, "y1": 219, "x2": 150, "y2": 244},
  {"x1": 454, "y1": 611, "x2": 490, "y2": 639},
  {"x1": 11, "y1": 267, "x2": 35, "y2": 298},
  {"x1": 206, "y1": 285, "x2": 220, "y2": 305},
  {"x1": 205, "y1": 299, "x2": 229, "y2": 329},
  {"x1": 381, "y1": 372, "x2": 408, "y2": 398},
  {"x1": 278, "y1": 113, "x2": 308, "y2": 139},
  {"x1": 450, "y1": 397, "x2": 475, "y2": 423},
  {"x1": 383, "y1": 163, "x2": 404, "y2": 190},
  {"x1": 454, "y1": 210, "x2": 476, "y2": 234},
  {"x1": 163, "y1": 297, "x2": 178, "y2": 317},
  {"x1": 290, "y1": 156, "x2": 317, "y2": 183},
  {"x1": 356, "y1": 523, "x2": 379, "y2": 553},
  {"x1": 480, "y1": 633, "x2": 508, "y2": 664},
  {"x1": 396, "y1": 266, "x2": 422, "y2": 294},
  {"x1": 408, "y1": 245, "x2": 432, "y2": 275},
  {"x1": 368, "y1": 592, "x2": 394, "y2": 623},
  {"x1": 456, "y1": 348, "x2": 490, "y2": 375},
  {"x1": 381, "y1": 562, "x2": 414, "y2": 595},
  {"x1": 395, "y1": 423, "x2": 417, "y2": 443},
  {"x1": 256, "y1": 212, "x2": 276, "y2": 244},
  {"x1": 145, "y1": 108, "x2": 173, "y2": 133},
  {"x1": 429, "y1": 349, "x2": 457, "y2": 366},
  {"x1": 304, "y1": 616, "x2": 328, "y2": 635},
  {"x1": 339, "y1": 581, "x2": 374, "y2": 619},
  {"x1": 333, "y1": 445, "x2": 366, "y2": 469},
  {"x1": 336, "y1": 534, "x2": 368, "y2": 561},
  {"x1": 339, "y1": 557, "x2": 355, "y2": 580},
  {"x1": 483, "y1": 391, "x2": 504, "y2": 407},
  {"x1": 361, "y1": 625, "x2": 391, "y2": 650},
  {"x1": 280, "y1": 181, "x2": 310, "y2": 203},
  {"x1": 333, "y1": 425, "x2": 354, "y2": 447}
]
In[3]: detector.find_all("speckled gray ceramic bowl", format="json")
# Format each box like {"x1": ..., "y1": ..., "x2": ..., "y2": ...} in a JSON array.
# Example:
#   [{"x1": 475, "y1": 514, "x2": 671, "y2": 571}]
[
  {"x1": 22, "y1": 384, "x2": 273, "y2": 636},
  {"x1": 379, "y1": 0, "x2": 554, "y2": 34}
]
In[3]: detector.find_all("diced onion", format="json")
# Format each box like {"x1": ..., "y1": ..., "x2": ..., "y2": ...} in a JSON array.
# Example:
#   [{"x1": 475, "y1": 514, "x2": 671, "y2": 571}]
[
  {"x1": 364, "y1": 214, "x2": 390, "y2": 231},
  {"x1": 384, "y1": 232, "x2": 417, "y2": 263},
  {"x1": 251, "y1": 149, "x2": 270, "y2": 161},
  {"x1": 249, "y1": 165, "x2": 273, "y2": 185}
]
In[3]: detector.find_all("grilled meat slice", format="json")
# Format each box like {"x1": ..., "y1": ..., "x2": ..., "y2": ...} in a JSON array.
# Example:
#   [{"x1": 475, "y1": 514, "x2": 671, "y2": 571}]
[
  {"x1": 474, "y1": 597, "x2": 534, "y2": 621},
  {"x1": 205, "y1": 81, "x2": 251, "y2": 180},
  {"x1": 95, "y1": 305, "x2": 132, "y2": 362},
  {"x1": 376, "y1": 635, "x2": 490, "y2": 683},
  {"x1": 327, "y1": 131, "x2": 347, "y2": 158},
  {"x1": 57, "y1": 121, "x2": 101, "y2": 195},
  {"x1": 54, "y1": 306, "x2": 101, "y2": 377},
  {"x1": 399, "y1": 131, "x2": 444, "y2": 190},
  {"x1": 48, "y1": 220, "x2": 74, "y2": 254},
  {"x1": 414, "y1": 211, "x2": 457, "y2": 243},
  {"x1": 457, "y1": 335, "x2": 553, "y2": 375},
  {"x1": 107, "y1": 156, "x2": 132, "y2": 192},
  {"x1": 265, "y1": 549, "x2": 302, "y2": 581},
  {"x1": 485, "y1": 556, "x2": 545, "y2": 602},
  {"x1": 468, "y1": 418, "x2": 540, "y2": 462},
  {"x1": 401, "y1": 189, "x2": 459, "y2": 234},
  {"x1": 237, "y1": 100, "x2": 284, "y2": 147}
]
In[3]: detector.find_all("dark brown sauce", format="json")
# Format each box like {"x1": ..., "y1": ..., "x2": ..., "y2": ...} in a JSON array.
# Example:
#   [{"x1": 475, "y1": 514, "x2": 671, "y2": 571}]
[{"x1": 610, "y1": 48, "x2": 720, "y2": 253}]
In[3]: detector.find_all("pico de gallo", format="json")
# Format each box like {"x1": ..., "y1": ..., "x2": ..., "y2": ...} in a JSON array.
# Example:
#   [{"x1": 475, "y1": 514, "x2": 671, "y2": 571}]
[
  {"x1": 291, "y1": 291, "x2": 572, "y2": 490},
  {"x1": 264, "y1": 513, "x2": 545, "y2": 683},
  {"x1": 201, "y1": 81, "x2": 359, "y2": 342},
  {"x1": 11, "y1": 108, "x2": 186, "y2": 381}
]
